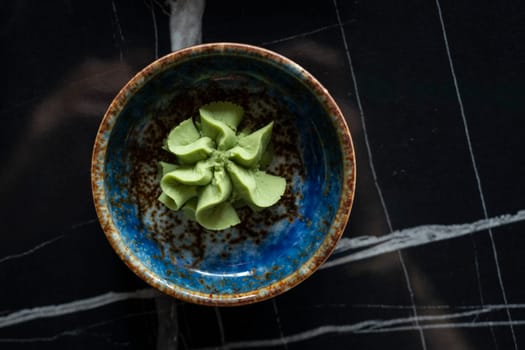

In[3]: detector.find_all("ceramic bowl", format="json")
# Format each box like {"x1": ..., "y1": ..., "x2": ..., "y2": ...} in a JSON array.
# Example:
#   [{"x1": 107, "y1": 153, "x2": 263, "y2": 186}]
[{"x1": 91, "y1": 43, "x2": 355, "y2": 306}]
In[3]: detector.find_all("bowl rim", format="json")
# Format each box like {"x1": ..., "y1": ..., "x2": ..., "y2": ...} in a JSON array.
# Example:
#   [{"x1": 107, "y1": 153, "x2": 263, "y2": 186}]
[{"x1": 91, "y1": 42, "x2": 356, "y2": 306}]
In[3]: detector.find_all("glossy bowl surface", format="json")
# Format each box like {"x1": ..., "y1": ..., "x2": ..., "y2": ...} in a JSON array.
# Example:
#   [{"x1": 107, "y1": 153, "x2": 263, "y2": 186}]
[{"x1": 91, "y1": 43, "x2": 355, "y2": 306}]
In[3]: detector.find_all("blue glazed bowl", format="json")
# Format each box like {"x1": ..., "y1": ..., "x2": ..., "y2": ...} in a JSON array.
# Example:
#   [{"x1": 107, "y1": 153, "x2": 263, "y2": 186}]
[{"x1": 92, "y1": 43, "x2": 355, "y2": 306}]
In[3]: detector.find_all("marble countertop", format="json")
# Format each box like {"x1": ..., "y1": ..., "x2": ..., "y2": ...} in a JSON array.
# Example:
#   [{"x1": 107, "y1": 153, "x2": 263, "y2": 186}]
[{"x1": 2, "y1": 1, "x2": 525, "y2": 349}]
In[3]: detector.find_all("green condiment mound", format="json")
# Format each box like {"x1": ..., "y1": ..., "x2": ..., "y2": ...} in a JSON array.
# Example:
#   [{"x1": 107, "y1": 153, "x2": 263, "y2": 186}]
[{"x1": 158, "y1": 102, "x2": 286, "y2": 230}]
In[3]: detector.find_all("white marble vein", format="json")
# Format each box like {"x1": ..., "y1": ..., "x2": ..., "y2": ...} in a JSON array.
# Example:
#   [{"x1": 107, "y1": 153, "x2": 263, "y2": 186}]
[
  {"x1": 168, "y1": 0, "x2": 205, "y2": 52},
  {"x1": 0, "y1": 310, "x2": 155, "y2": 344},
  {"x1": 0, "y1": 218, "x2": 97, "y2": 266},
  {"x1": 316, "y1": 303, "x2": 487, "y2": 310},
  {"x1": 149, "y1": 0, "x2": 159, "y2": 59},
  {"x1": 332, "y1": 1, "x2": 427, "y2": 348},
  {"x1": 434, "y1": 1, "x2": 517, "y2": 347},
  {"x1": 368, "y1": 320, "x2": 525, "y2": 333},
  {"x1": 214, "y1": 307, "x2": 226, "y2": 346},
  {"x1": 260, "y1": 24, "x2": 340, "y2": 46},
  {"x1": 397, "y1": 251, "x2": 424, "y2": 345},
  {"x1": 0, "y1": 330, "x2": 78, "y2": 343},
  {"x1": 347, "y1": 303, "x2": 525, "y2": 311},
  {"x1": 195, "y1": 304, "x2": 525, "y2": 349},
  {"x1": 0, "y1": 288, "x2": 159, "y2": 329},
  {"x1": 325, "y1": 209, "x2": 525, "y2": 269},
  {"x1": 111, "y1": 0, "x2": 125, "y2": 62},
  {"x1": 0, "y1": 235, "x2": 64, "y2": 265},
  {"x1": 271, "y1": 299, "x2": 288, "y2": 349},
  {"x1": 70, "y1": 218, "x2": 98, "y2": 229},
  {"x1": 155, "y1": 297, "x2": 179, "y2": 350},
  {"x1": 0, "y1": 329, "x2": 129, "y2": 346}
]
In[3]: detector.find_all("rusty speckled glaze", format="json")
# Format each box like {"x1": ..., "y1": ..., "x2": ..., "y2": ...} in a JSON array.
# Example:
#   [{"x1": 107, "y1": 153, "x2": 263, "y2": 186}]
[{"x1": 91, "y1": 42, "x2": 356, "y2": 306}]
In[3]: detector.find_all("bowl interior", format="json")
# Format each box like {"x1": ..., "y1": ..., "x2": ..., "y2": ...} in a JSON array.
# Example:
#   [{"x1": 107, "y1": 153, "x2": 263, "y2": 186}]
[{"x1": 97, "y1": 45, "x2": 352, "y2": 304}]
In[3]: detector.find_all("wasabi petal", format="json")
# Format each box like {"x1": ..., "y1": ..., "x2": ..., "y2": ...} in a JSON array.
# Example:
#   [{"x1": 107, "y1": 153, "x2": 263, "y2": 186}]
[
  {"x1": 195, "y1": 168, "x2": 240, "y2": 230},
  {"x1": 158, "y1": 161, "x2": 178, "y2": 178},
  {"x1": 251, "y1": 171, "x2": 286, "y2": 207},
  {"x1": 199, "y1": 101, "x2": 244, "y2": 130},
  {"x1": 160, "y1": 175, "x2": 198, "y2": 210},
  {"x1": 228, "y1": 122, "x2": 273, "y2": 168},
  {"x1": 163, "y1": 160, "x2": 213, "y2": 186},
  {"x1": 158, "y1": 192, "x2": 179, "y2": 211},
  {"x1": 227, "y1": 161, "x2": 286, "y2": 208},
  {"x1": 169, "y1": 136, "x2": 215, "y2": 164},
  {"x1": 166, "y1": 118, "x2": 200, "y2": 148},
  {"x1": 200, "y1": 113, "x2": 237, "y2": 151}
]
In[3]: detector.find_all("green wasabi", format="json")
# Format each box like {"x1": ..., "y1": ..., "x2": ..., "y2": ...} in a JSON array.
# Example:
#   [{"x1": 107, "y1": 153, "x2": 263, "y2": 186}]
[{"x1": 158, "y1": 101, "x2": 286, "y2": 230}]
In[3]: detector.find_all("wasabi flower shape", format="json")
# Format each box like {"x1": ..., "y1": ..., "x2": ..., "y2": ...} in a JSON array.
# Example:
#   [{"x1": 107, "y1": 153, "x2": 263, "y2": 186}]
[{"x1": 158, "y1": 102, "x2": 286, "y2": 230}]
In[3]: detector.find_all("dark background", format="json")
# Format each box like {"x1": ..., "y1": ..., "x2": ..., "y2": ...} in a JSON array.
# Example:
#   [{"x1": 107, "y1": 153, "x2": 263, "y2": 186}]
[{"x1": 1, "y1": 1, "x2": 525, "y2": 349}]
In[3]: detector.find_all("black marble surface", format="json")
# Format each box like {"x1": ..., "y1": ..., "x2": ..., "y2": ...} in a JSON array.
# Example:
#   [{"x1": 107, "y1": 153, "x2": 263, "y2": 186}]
[{"x1": 2, "y1": 1, "x2": 525, "y2": 349}]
